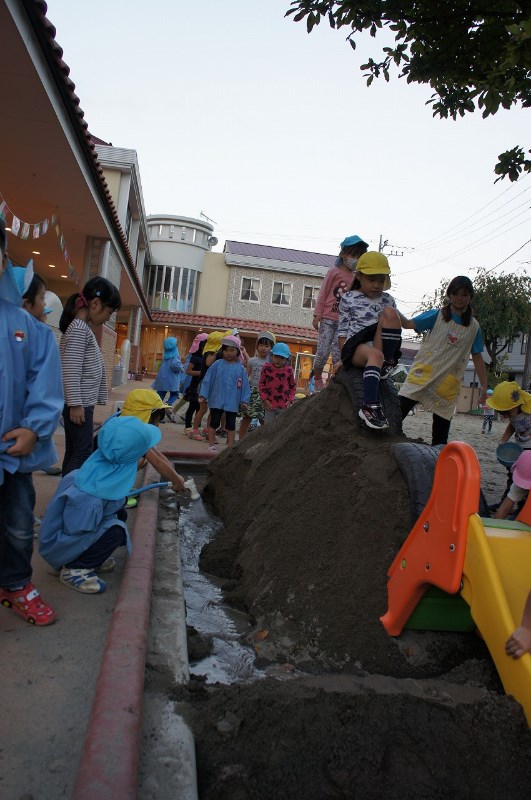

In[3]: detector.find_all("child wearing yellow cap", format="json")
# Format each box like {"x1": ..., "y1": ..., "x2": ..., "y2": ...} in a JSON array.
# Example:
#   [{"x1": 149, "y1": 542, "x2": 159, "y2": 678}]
[
  {"x1": 487, "y1": 381, "x2": 531, "y2": 512},
  {"x1": 337, "y1": 251, "x2": 403, "y2": 430}
]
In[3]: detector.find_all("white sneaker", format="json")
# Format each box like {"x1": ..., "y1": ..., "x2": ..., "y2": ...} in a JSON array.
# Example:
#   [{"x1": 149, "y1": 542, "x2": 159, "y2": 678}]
[
  {"x1": 59, "y1": 567, "x2": 106, "y2": 594},
  {"x1": 206, "y1": 445, "x2": 218, "y2": 455}
]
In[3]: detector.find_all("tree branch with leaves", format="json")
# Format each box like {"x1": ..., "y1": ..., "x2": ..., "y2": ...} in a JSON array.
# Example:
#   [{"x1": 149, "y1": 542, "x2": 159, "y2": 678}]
[{"x1": 286, "y1": 1, "x2": 531, "y2": 181}]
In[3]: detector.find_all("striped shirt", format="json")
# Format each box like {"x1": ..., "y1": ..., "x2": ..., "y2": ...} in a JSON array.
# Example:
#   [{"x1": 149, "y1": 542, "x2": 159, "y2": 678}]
[{"x1": 60, "y1": 318, "x2": 107, "y2": 407}]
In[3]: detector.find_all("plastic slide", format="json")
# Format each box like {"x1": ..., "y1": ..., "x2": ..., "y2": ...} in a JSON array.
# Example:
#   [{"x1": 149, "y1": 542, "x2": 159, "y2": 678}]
[{"x1": 380, "y1": 441, "x2": 531, "y2": 724}]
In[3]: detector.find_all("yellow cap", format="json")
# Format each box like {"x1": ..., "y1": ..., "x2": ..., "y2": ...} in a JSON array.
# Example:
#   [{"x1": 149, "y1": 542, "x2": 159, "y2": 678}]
[
  {"x1": 120, "y1": 389, "x2": 169, "y2": 424},
  {"x1": 486, "y1": 381, "x2": 531, "y2": 413},
  {"x1": 356, "y1": 251, "x2": 391, "y2": 290}
]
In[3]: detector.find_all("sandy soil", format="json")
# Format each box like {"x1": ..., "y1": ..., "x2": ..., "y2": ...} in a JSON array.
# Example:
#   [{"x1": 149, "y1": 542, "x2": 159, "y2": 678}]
[{"x1": 177, "y1": 384, "x2": 530, "y2": 799}]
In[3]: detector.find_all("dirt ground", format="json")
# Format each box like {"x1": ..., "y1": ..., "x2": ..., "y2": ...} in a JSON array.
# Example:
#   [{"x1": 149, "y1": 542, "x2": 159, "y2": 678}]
[{"x1": 178, "y1": 384, "x2": 531, "y2": 799}]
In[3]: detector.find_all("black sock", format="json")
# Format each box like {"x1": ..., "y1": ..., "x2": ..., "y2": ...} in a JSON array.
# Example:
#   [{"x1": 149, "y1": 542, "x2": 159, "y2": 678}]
[
  {"x1": 381, "y1": 327, "x2": 401, "y2": 360},
  {"x1": 363, "y1": 366, "x2": 381, "y2": 404}
]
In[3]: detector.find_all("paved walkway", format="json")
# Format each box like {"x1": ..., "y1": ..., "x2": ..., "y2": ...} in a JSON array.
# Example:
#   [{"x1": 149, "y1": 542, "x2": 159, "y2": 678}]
[{"x1": 0, "y1": 379, "x2": 209, "y2": 800}]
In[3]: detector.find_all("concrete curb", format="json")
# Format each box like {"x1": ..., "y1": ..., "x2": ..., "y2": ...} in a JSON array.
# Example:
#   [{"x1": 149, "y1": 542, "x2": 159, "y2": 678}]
[{"x1": 72, "y1": 465, "x2": 196, "y2": 799}]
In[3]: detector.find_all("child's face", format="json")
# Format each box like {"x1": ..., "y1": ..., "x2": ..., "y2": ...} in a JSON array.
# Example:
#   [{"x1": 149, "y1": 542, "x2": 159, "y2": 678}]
[
  {"x1": 205, "y1": 352, "x2": 216, "y2": 366},
  {"x1": 223, "y1": 346, "x2": 239, "y2": 361},
  {"x1": 88, "y1": 298, "x2": 114, "y2": 326},
  {"x1": 257, "y1": 340, "x2": 272, "y2": 358},
  {"x1": 448, "y1": 288, "x2": 471, "y2": 314},
  {"x1": 23, "y1": 283, "x2": 46, "y2": 321},
  {"x1": 271, "y1": 354, "x2": 287, "y2": 368},
  {"x1": 356, "y1": 272, "x2": 387, "y2": 298}
]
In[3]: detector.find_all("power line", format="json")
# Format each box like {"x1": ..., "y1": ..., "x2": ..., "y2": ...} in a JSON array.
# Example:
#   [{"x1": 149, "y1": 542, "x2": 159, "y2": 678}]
[{"x1": 484, "y1": 238, "x2": 531, "y2": 274}]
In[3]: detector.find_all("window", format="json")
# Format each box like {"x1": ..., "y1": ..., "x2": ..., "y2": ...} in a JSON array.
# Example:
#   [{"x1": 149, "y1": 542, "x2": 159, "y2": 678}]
[
  {"x1": 240, "y1": 277, "x2": 261, "y2": 302},
  {"x1": 302, "y1": 285, "x2": 318, "y2": 310},
  {"x1": 521, "y1": 334, "x2": 528, "y2": 355},
  {"x1": 272, "y1": 281, "x2": 292, "y2": 306}
]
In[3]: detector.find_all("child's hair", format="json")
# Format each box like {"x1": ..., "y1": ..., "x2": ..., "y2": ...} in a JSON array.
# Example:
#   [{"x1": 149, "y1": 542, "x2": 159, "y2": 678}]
[
  {"x1": 441, "y1": 275, "x2": 475, "y2": 326},
  {"x1": 149, "y1": 408, "x2": 166, "y2": 425},
  {"x1": 341, "y1": 242, "x2": 368, "y2": 261},
  {"x1": 60, "y1": 276, "x2": 122, "y2": 333},
  {"x1": 22, "y1": 272, "x2": 46, "y2": 304}
]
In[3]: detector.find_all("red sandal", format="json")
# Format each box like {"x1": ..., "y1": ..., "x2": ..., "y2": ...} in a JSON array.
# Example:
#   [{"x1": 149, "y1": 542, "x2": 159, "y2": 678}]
[{"x1": 0, "y1": 582, "x2": 57, "y2": 626}]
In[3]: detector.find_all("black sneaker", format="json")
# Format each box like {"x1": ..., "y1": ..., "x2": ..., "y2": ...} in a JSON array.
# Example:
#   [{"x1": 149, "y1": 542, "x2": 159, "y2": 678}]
[
  {"x1": 380, "y1": 358, "x2": 396, "y2": 379},
  {"x1": 358, "y1": 403, "x2": 389, "y2": 430}
]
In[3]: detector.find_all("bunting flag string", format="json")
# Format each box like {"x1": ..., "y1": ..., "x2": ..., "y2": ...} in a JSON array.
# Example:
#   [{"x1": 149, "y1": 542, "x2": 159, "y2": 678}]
[{"x1": 0, "y1": 190, "x2": 80, "y2": 284}]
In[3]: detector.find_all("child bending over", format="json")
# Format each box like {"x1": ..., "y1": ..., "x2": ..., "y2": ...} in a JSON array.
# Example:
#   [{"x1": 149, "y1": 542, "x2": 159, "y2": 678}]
[{"x1": 39, "y1": 416, "x2": 163, "y2": 594}]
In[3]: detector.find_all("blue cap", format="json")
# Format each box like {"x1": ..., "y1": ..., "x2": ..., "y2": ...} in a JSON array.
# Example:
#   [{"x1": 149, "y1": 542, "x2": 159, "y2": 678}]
[
  {"x1": 74, "y1": 416, "x2": 161, "y2": 500},
  {"x1": 340, "y1": 235, "x2": 368, "y2": 250},
  {"x1": 271, "y1": 342, "x2": 291, "y2": 359}
]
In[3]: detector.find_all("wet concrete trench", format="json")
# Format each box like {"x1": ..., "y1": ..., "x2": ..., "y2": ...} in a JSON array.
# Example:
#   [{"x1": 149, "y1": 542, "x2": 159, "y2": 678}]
[{"x1": 168, "y1": 459, "x2": 264, "y2": 685}]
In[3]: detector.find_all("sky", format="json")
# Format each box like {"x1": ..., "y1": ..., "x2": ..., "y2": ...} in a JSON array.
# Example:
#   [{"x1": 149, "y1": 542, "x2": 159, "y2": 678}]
[{"x1": 46, "y1": 0, "x2": 530, "y2": 318}]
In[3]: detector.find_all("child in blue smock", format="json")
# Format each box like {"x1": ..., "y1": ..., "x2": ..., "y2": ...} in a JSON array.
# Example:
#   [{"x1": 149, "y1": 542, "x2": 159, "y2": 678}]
[
  {"x1": 199, "y1": 335, "x2": 251, "y2": 454},
  {"x1": 152, "y1": 336, "x2": 182, "y2": 417},
  {"x1": 0, "y1": 217, "x2": 63, "y2": 625},
  {"x1": 39, "y1": 416, "x2": 161, "y2": 594}
]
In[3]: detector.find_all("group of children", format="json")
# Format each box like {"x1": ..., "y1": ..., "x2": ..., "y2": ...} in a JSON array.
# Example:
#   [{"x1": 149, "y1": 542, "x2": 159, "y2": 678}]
[
  {"x1": 2, "y1": 213, "x2": 531, "y2": 658},
  {"x1": 0, "y1": 215, "x2": 193, "y2": 619},
  {"x1": 312, "y1": 236, "x2": 488, "y2": 440},
  {"x1": 160, "y1": 329, "x2": 297, "y2": 453}
]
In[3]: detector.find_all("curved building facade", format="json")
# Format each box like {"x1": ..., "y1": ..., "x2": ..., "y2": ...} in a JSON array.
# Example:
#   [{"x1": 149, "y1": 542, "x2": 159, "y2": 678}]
[{"x1": 145, "y1": 214, "x2": 215, "y2": 313}]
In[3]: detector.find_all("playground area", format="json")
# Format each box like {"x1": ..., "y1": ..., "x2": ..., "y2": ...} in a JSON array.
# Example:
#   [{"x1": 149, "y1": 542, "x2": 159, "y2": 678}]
[{"x1": 179, "y1": 386, "x2": 531, "y2": 799}]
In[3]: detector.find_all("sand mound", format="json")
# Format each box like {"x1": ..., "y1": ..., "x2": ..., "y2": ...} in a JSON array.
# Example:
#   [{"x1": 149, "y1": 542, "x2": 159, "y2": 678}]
[{"x1": 201, "y1": 384, "x2": 488, "y2": 677}]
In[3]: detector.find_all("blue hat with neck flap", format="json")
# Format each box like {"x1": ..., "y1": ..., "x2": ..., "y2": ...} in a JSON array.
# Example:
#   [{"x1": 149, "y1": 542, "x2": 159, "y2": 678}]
[{"x1": 74, "y1": 416, "x2": 161, "y2": 500}]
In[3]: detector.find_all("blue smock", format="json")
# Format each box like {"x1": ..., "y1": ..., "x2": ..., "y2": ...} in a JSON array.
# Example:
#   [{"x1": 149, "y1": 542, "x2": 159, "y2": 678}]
[
  {"x1": 0, "y1": 298, "x2": 63, "y2": 484},
  {"x1": 38, "y1": 471, "x2": 130, "y2": 570},
  {"x1": 200, "y1": 359, "x2": 251, "y2": 411},
  {"x1": 151, "y1": 355, "x2": 182, "y2": 392}
]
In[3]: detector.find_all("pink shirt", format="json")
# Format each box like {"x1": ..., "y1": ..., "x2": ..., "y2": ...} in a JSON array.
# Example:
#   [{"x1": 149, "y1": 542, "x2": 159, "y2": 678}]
[
  {"x1": 314, "y1": 266, "x2": 351, "y2": 322},
  {"x1": 258, "y1": 363, "x2": 296, "y2": 409}
]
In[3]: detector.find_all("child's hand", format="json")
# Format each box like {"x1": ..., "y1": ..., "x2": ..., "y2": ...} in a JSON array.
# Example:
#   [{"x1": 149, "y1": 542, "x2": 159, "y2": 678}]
[
  {"x1": 171, "y1": 476, "x2": 185, "y2": 493},
  {"x1": 505, "y1": 626, "x2": 531, "y2": 659},
  {"x1": 199, "y1": 396, "x2": 207, "y2": 404},
  {"x1": 3, "y1": 427, "x2": 38, "y2": 456},
  {"x1": 240, "y1": 403, "x2": 249, "y2": 411},
  {"x1": 69, "y1": 405, "x2": 85, "y2": 425},
  {"x1": 312, "y1": 316, "x2": 321, "y2": 331}
]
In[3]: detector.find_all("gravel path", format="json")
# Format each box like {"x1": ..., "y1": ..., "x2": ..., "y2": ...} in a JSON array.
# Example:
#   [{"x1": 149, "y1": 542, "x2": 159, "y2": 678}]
[{"x1": 402, "y1": 409, "x2": 508, "y2": 504}]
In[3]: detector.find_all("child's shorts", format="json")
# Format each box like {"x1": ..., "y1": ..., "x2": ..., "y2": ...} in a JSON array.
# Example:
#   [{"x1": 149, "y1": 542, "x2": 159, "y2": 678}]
[
  {"x1": 209, "y1": 408, "x2": 237, "y2": 431},
  {"x1": 341, "y1": 323, "x2": 402, "y2": 369},
  {"x1": 242, "y1": 387, "x2": 265, "y2": 421}
]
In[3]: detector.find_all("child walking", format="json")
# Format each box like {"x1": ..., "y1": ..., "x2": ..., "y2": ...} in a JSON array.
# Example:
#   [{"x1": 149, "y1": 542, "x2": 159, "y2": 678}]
[
  {"x1": 0, "y1": 217, "x2": 63, "y2": 625},
  {"x1": 312, "y1": 234, "x2": 368, "y2": 391},
  {"x1": 199, "y1": 335, "x2": 251, "y2": 454},
  {"x1": 258, "y1": 342, "x2": 296, "y2": 424},
  {"x1": 151, "y1": 336, "x2": 182, "y2": 420},
  {"x1": 239, "y1": 331, "x2": 275, "y2": 439},
  {"x1": 481, "y1": 389, "x2": 494, "y2": 434},
  {"x1": 59, "y1": 276, "x2": 121, "y2": 476},
  {"x1": 337, "y1": 251, "x2": 403, "y2": 431},
  {"x1": 39, "y1": 416, "x2": 161, "y2": 594},
  {"x1": 188, "y1": 346, "x2": 218, "y2": 440}
]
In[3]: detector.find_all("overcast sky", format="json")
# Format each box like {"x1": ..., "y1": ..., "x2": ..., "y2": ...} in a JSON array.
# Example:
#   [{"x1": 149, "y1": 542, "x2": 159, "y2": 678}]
[{"x1": 46, "y1": 0, "x2": 530, "y2": 315}]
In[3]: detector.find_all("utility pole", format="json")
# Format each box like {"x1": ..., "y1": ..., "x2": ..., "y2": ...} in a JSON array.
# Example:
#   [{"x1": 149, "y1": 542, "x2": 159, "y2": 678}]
[
  {"x1": 378, "y1": 235, "x2": 404, "y2": 258},
  {"x1": 522, "y1": 331, "x2": 531, "y2": 390}
]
